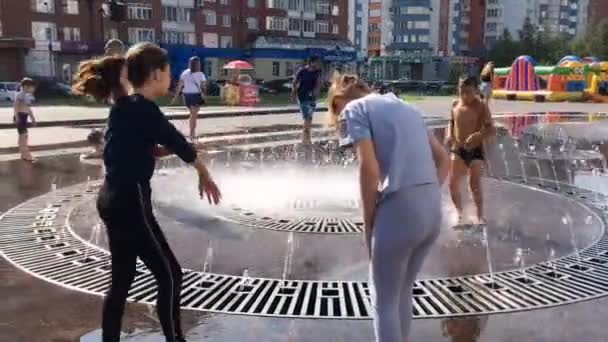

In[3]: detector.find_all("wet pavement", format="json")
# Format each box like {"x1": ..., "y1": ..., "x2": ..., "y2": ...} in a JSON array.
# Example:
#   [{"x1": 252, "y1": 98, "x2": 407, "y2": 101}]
[{"x1": 3, "y1": 112, "x2": 608, "y2": 341}]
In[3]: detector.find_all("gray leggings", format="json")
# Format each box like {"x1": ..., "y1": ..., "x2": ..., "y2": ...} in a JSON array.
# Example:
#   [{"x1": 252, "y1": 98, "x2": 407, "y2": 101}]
[{"x1": 369, "y1": 183, "x2": 442, "y2": 342}]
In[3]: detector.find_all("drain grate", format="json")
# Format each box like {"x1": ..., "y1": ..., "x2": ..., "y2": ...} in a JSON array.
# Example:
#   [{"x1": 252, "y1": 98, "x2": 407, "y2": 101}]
[
  {"x1": 1, "y1": 179, "x2": 608, "y2": 319},
  {"x1": 219, "y1": 209, "x2": 364, "y2": 234},
  {"x1": 215, "y1": 198, "x2": 363, "y2": 234}
]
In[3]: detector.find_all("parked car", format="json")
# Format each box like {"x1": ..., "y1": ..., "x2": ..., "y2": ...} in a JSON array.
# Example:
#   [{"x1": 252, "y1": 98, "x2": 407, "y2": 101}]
[
  {"x1": 0, "y1": 82, "x2": 20, "y2": 101},
  {"x1": 262, "y1": 78, "x2": 293, "y2": 93}
]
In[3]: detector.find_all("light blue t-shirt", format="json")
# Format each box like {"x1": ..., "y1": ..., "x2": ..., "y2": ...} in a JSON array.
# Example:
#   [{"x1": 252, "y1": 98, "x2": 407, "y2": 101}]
[{"x1": 339, "y1": 92, "x2": 437, "y2": 195}]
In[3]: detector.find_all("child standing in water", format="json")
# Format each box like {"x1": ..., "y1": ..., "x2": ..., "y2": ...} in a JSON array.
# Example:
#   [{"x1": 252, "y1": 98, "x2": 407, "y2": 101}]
[
  {"x1": 73, "y1": 43, "x2": 221, "y2": 342},
  {"x1": 446, "y1": 76, "x2": 496, "y2": 225},
  {"x1": 13, "y1": 78, "x2": 37, "y2": 161},
  {"x1": 328, "y1": 74, "x2": 449, "y2": 342}
]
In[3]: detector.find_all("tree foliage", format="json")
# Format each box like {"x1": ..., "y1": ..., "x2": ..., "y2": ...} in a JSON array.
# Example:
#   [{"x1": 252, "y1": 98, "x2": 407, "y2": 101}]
[{"x1": 487, "y1": 18, "x2": 608, "y2": 66}]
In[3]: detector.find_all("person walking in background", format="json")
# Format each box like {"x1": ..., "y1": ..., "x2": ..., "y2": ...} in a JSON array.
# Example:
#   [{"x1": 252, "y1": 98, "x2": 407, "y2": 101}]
[
  {"x1": 328, "y1": 74, "x2": 449, "y2": 342},
  {"x1": 13, "y1": 78, "x2": 37, "y2": 162},
  {"x1": 291, "y1": 56, "x2": 322, "y2": 145},
  {"x1": 479, "y1": 62, "x2": 495, "y2": 106},
  {"x1": 172, "y1": 56, "x2": 207, "y2": 140}
]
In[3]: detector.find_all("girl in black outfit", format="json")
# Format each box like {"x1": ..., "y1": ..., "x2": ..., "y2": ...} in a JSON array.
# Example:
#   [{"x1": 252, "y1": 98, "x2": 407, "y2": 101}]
[{"x1": 73, "y1": 43, "x2": 221, "y2": 342}]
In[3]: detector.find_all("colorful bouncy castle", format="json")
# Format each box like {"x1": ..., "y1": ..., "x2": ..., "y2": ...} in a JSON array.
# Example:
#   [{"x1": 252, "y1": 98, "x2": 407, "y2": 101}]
[{"x1": 492, "y1": 55, "x2": 608, "y2": 102}]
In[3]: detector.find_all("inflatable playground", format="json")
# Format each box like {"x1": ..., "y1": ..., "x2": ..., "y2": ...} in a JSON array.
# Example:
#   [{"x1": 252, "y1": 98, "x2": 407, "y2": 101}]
[{"x1": 492, "y1": 55, "x2": 608, "y2": 102}]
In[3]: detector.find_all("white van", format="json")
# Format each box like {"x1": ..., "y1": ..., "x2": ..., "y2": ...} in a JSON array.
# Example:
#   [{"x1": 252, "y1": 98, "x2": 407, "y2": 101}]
[{"x1": 0, "y1": 82, "x2": 20, "y2": 101}]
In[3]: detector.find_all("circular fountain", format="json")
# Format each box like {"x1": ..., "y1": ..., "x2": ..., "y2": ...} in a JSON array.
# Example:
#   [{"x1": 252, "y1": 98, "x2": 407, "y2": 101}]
[{"x1": 3, "y1": 114, "x2": 608, "y2": 321}]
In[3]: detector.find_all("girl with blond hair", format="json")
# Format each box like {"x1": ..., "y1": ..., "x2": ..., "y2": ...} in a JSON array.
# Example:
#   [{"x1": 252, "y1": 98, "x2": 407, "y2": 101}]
[
  {"x1": 328, "y1": 74, "x2": 449, "y2": 342},
  {"x1": 479, "y1": 62, "x2": 495, "y2": 105}
]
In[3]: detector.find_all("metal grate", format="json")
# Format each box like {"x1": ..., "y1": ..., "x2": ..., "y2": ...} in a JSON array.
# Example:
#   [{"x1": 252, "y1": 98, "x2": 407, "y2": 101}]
[
  {"x1": 218, "y1": 204, "x2": 364, "y2": 234},
  {"x1": 1, "y1": 179, "x2": 608, "y2": 319}
]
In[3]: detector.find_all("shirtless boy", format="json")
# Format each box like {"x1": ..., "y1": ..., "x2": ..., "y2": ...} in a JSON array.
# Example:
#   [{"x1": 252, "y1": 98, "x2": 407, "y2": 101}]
[{"x1": 446, "y1": 76, "x2": 496, "y2": 225}]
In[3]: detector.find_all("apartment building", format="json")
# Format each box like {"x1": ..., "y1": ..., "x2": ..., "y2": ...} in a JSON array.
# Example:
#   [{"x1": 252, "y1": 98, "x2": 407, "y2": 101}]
[
  {"x1": 0, "y1": 0, "x2": 351, "y2": 82},
  {"x1": 587, "y1": 0, "x2": 608, "y2": 26},
  {"x1": 483, "y1": 0, "x2": 589, "y2": 49},
  {"x1": 348, "y1": 0, "x2": 368, "y2": 57}
]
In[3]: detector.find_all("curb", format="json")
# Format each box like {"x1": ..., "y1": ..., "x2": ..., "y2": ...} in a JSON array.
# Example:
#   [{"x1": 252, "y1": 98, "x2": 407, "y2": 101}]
[{"x1": 0, "y1": 106, "x2": 328, "y2": 129}]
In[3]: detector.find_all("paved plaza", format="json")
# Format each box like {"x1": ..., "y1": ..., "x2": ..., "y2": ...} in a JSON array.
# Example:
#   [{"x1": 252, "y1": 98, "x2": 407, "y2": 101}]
[{"x1": 1, "y1": 99, "x2": 608, "y2": 341}]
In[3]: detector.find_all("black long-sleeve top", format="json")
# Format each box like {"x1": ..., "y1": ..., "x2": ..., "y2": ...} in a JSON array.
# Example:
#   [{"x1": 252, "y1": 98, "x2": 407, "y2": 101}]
[{"x1": 103, "y1": 94, "x2": 197, "y2": 187}]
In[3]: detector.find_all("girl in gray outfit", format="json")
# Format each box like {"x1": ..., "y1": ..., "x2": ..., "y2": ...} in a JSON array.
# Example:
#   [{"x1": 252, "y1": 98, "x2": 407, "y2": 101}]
[{"x1": 328, "y1": 75, "x2": 449, "y2": 342}]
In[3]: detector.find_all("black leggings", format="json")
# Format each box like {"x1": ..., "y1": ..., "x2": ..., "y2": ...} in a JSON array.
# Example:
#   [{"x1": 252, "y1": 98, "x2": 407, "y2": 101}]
[{"x1": 97, "y1": 182, "x2": 183, "y2": 342}]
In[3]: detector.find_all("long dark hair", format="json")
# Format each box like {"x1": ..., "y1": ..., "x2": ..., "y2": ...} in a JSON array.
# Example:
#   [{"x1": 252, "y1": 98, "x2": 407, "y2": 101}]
[{"x1": 72, "y1": 56, "x2": 126, "y2": 102}]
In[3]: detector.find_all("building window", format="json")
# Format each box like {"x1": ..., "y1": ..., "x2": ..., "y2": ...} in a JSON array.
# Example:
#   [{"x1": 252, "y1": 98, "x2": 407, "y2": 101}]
[
  {"x1": 31, "y1": 0, "x2": 54, "y2": 13},
  {"x1": 403, "y1": 6, "x2": 430, "y2": 15},
  {"x1": 288, "y1": 0, "x2": 301, "y2": 11},
  {"x1": 128, "y1": 28, "x2": 155, "y2": 43},
  {"x1": 414, "y1": 21, "x2": 430, "y2": 29},
  {"x1": 62, "y1": 27, "x2": 81, "y2": 41},
  {"x1": 203, "y1": 10, "x2": 217, "y2": 25},
  {"x1": 248, "y1": 0, "x2": 256, "y2": 8},
  {"x1": 129, "y1": 3, "x2": 153, "y2": 20},
  {"x1": 487, "y1": 9, "x2": 501, "y2": 17},
  {"x1": 332, "y1": 5, "x2": 339, "y2": 16},
  {"x1": 486, "y1": 23, "x2": 497, "y2": 32},
  {"x1": 272, "y1": 62, "x2": 280, "y2": 77},
  {"x1": 317, "y1": 2, "x2": 330, "y2": 14},
  {"x1": 164, "y1": 6, "x2": 192, "y2": 22},
  {"x1": 219, "y1": 0, "x2": 229, "y2": 4},
  {"x1": 105, "y1": 29, "x2": 119, "y2": 40},
  {"x1": 162, "y1": 31, "x2": 196, "y2": 45},
  {"x1": 289, "y1": 18, "x2": 301, "y2": 31},
  {"x1": 32, "y1": 22, "x2": 57, "y2": 41},
  {"x1": 222, "y1": 15, "x2": 231, "y2": 27},
  {"x1": 62, "y1": 0, "x2": 79, "y2": 15},
  {"x1": 247, "y1": 17, "x2": 258, "y2": 30},
  {"x1": 303, "y1": 1, "x2": 315, "y2": 12},
  {"x1": 316, "y1": 21, "x2": 329, "y2": 34},
  {"x1": 267, "y1": 0, "x2": 287, "y2": 9},
  {"x1": 332, "y1": 24, "x2": 338, "y2": 34},
  {"x1": 205, "y1": 60, "x2": 213, "y2": 77},
  {"x1": 202, "y1": 32, "x2": 218, "y2": 47},
  {"x1": 220, "y1": 35, "x2": 233, "y2": 48},
  {"x1": 286, "y1": 62, "x2": 294, "y2": 77},
  {"x1": 418, "y1": 34, "x2": 429, "y2": 43},
  {"x1": 369, "y1": 9, "x2": 381, "y2": 16},
  {"x1": 266, "y1": 17, "x2": 287, "y2": 31},
  {"x1": 303, "y1": 20, "x2": 315, "y2": 34}
]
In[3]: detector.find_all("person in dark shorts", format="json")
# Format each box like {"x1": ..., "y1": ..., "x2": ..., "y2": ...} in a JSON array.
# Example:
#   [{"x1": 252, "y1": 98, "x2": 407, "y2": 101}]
[
  {"x1": 73, "y1": 43, "x2": 221, "y2": 342},
  {"x1": 445, "y1": 76, "x2": 496, "y2": 226},
  {"x1": 172, "y1": 56, "x2": 207, "y2": 140},
  {"x1": 291, "y1": 56, "x2": 322, "y2": 145},
  {"x1": 13, "y1": 78, "x2": 37, "y2": 161}
]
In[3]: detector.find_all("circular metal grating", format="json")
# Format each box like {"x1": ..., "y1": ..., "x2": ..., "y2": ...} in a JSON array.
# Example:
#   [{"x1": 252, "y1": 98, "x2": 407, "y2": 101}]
[{"x1": 1, "y1": 178, "x2": 608, "y2": 319}]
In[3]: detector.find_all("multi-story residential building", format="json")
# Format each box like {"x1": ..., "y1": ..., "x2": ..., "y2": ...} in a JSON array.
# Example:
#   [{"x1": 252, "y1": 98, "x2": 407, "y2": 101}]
[
  {"x1": 449, "y1": 0, "x2": 486, "y2": 56},
  {"x1": 482, "y1": 0, "x2": 588, "y2": 49},
  {"x1": 587, "y1": 0, "x2": 608, "y2": 26},
  {"x1": 366, "y1": 0, "x2": 448, "y2": 80},
  {"x1": 348, "y1": 0, "x2": 368, "y2": 57},
  {"x1": 0, "y1": 0, "x2": 351, "y2": 82}
]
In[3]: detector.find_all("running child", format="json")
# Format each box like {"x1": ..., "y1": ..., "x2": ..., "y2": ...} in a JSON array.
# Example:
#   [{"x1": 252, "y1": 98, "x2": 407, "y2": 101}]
[
  {"x1": 446, "y1": 76, "x2": 496, "y2": 225},
  {"x1": 73, "y1": 43, "x2": 221, "y2": 342},
  {"x1": 13, "y1": 78, "x2": 37, "y2": 162}
]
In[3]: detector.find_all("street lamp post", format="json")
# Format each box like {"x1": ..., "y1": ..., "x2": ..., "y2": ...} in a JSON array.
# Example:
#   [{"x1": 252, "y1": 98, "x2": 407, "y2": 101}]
[{"x1": 43, "y1": 2, "x2": 54, "y2": 79}]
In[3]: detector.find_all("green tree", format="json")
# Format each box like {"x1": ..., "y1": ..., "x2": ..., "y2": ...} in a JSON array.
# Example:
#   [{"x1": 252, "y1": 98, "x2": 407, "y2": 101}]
[
  {"x1": 519, "y1": 17, "x2": 537, "y2": 56},
  {"x1": 488, "y1": 29, "x2": 519, "y2": 66}
]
